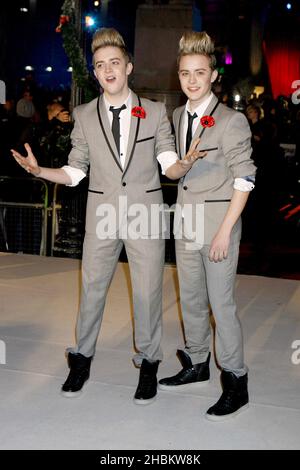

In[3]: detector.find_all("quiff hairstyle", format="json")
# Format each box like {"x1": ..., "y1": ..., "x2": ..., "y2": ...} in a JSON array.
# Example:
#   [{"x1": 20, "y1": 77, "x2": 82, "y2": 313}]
[
  {"x1": 177, "y1": 31, "x2": 217, "y2": 70},
  {"x1": 91, "y1": 28, "x2": 130, "y2": 65}
]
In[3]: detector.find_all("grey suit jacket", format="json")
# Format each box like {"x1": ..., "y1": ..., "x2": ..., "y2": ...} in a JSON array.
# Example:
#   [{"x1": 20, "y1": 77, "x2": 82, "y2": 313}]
[
  {"x1": 68, "y1": 91, "x2": 175, "y2": 237},
  {"x1": 173, "y1": 94, "x2": 256, "y2": 245}
]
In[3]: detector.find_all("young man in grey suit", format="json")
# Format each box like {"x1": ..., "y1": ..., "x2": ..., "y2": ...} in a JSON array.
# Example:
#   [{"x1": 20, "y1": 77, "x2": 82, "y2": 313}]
[
  {"x1": 158, "y1": 32, "x2": 256, "y2": 421},
  {"x1": 12, "y1": 28, "x2": 201, "y2": 405}
]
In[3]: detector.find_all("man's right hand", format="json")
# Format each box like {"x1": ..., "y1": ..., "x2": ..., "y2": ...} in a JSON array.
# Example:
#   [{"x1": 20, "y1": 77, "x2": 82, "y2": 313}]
[
  {"x1": 179, "y1": 138, "x2": 207, "y2": 170},
  {"x1": 11, "y1": 143, "x2": 41, "y2": 176},
  {"x1": 165, "y1": 138, "x2": 208, "y2": 180}
]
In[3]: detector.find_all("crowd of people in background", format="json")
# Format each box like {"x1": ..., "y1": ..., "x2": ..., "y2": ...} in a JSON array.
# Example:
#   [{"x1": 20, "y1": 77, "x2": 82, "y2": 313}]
[
  {"x1": 0, "y1": 77, "x2": 73, "y2": 176},
  {"x1": 0, "y1": 76, "x2": 300, "y2": 269},
  {"x1": 1, "y1": 77, "x2": 299, "y2": 179},
  {"x1": 242, "y1": 98, "x2": 296, "y2": 270}
]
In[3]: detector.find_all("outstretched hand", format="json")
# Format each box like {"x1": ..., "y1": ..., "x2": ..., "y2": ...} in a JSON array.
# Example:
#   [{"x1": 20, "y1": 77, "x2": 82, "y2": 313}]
[
  {"x1": 11, "y1": 143, "x2": 41, "y2": 176},
  {"x1": 179, "y1": 138, "x2": 207, "y2": 170}
]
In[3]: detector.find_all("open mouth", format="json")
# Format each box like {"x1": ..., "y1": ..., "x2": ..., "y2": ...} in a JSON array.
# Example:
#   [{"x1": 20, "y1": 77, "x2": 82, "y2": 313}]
[{"x1": 106, "y1": 76, "x2": 116, "y2": 83}]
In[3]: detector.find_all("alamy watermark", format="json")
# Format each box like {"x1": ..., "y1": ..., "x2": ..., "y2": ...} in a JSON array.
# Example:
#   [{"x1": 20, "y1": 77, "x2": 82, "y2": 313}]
[
  {"x1": 0, "y1": 80, "x2": 6, "y2": 104},
  {"x1": 291, "y1": 80, "x2": 300, "y2": 105},
  {"x1": 291, "y1": 340, "x2": 300, "y2": 365},
  {"x1": 0, "y1": 340, "x2": 6, "y2": 364},
  {"x1": 93, "y1": 197, "x2": 205, "y2": 246}
]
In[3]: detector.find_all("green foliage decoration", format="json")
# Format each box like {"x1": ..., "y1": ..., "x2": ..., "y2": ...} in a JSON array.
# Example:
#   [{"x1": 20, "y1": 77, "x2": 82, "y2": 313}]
[{"x1": 57, "y1": 0, "x2": 98, "y2": 102}]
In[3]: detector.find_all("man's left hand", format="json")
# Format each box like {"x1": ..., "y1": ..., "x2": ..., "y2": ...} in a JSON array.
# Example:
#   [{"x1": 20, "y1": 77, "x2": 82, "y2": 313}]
[{"x1": 209, "y1": 231, "x2": 231, "y2": 262}]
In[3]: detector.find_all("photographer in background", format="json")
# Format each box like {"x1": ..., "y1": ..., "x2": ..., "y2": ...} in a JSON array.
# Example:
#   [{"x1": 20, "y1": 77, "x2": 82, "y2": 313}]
[{"x1": 19, "y1": 101, "x2": 73, "y2": 168}]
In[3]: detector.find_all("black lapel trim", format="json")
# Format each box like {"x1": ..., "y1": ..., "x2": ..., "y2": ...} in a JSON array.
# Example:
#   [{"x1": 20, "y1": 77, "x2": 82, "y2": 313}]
[
  {"x1": 96, "y1": 96, "x2": 123, "y2": 172},
  {"x1": 122, "y1": 96, "x2": 141, "y2": 179},
  {"x1": 198, "y1": 100, "x2": 220, "y2": 139},
  {"x1": 178, "y1": 108, "x2": 184, "y2": 160}
]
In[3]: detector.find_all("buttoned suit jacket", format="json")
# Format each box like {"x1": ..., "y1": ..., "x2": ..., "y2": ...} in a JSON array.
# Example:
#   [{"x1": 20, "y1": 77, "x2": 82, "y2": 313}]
[
  {"x1": 173, "y1": 94, "x2": 256, "y2": 245},
  {"x1": 68, "y1": 91, "x2": 175, "y2": 238}
]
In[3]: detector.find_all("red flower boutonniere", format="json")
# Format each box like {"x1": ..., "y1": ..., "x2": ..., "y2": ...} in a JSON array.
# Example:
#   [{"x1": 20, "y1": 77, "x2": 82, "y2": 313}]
[
  {"x1": 200, "y1": 115, "x2": 215, "y2": 128},
  {"x1": 55, "y1": 15, "x2": 70, "y2": 33},
  {"x1": 131, "y1": 106, "x2": 146, "y2": 119}
]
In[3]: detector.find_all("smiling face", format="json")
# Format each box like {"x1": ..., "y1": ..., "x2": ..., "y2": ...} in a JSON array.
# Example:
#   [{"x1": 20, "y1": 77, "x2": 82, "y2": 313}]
[
  {"x1": 93, "y1": 46, "x2": 133, "y2": 103},
  {"x1": 178, "y1": 54, "x2": 218, "y2": 111}
]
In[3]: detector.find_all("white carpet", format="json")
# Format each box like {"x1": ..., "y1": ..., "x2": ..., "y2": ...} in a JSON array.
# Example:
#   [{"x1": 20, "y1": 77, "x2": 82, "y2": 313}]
[{"x1": 0, "y1": 252, "x2": 299, "y2": 450}]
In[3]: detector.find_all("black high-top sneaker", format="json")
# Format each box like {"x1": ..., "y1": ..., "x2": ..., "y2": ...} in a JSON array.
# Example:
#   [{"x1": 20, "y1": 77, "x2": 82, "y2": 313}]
[
  {"x1": 158, "y1": 350, "x2": 210, "y2": 391},
  {"x1": 134, "y1": 359, "x2": 159, "y2": 405},
  {"x1": 206, "y1": 370, "x2": 249, "y2": 421},
  {"x1": 61, "y1": 352, "x2": 92, "y2": 398}
]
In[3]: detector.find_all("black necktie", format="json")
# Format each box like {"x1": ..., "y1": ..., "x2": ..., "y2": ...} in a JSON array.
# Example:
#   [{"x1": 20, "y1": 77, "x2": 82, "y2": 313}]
[
  {"x1": 185, "y1": 111, "x2": 197, "y2": 154},
  {"x1": 109, "y1": 104, "x2": 126, "y2": 156}
]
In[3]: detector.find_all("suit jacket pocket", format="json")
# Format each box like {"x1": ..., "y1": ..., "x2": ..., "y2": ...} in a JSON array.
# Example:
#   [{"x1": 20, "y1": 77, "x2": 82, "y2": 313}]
[
  {"x1": 145, "y1": 187, "x2": 162, "y2": 193},
  {"x1": 88, "y1": 189, "x2": 104, "y2": 194},
  {"x1": 136, "y1": 136, "x2": 155, "y2": 143},
  {"x1": 204, "y1": 199, "x2": 231, "y2": 203},
  {"x1": 198, "y1": 146, "x2": 218, "y2": 152}
]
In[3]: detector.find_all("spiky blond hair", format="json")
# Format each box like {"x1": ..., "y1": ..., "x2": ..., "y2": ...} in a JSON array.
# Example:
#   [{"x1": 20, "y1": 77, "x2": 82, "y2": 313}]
[
  {"x1": 178, "y1": 31, "x2": 217, "y2": 70},
  {"x1": 91, "y1": 28, "x2": 130, "y2": 64}
]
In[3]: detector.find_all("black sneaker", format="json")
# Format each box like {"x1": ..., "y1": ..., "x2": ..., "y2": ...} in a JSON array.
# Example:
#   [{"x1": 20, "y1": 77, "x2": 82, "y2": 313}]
[
  {"x1": 158, "y1": 350, "x2": 210, "y2": 391},
  {"x1": 61, "y1": 352, "x2": 92, "y2": 398},
  {"x1": 134, "y1": 359, "x2": 159, "y2": 405},
  {"x1": 206, "y1": 371, "x2": 249, "y2": 421}
]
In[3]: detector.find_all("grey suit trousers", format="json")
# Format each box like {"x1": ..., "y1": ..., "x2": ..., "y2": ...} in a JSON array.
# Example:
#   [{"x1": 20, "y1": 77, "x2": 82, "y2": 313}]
[
  {"x1": 70, "y1": 233, "x2": 165, "y2": 363},
  {"x1": 175, "y1": 236, "x2": 248, "y2": 377}
]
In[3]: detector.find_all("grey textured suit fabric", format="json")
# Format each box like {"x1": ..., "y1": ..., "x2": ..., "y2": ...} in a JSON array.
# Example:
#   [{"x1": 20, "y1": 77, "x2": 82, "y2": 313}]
[
  {"x1": 173, "y1": 94, "x2": 256, "y2": 376},
  {"x1": 67, "y1": 91, "x2": 175, "y2": 362},
  {"x1": 173, "y1": 94, "x2": 256, "y2": 246}
]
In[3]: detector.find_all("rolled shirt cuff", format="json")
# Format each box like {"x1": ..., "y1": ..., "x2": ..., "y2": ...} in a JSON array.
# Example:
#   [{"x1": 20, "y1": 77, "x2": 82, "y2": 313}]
[
  {"x1": 62, "y1": 165, "x2": 86, "y2": 187},
  {"x1": 233, "y1": 177, "x2": 255, "y2": 192},
  {"x1": 157, "y1": 151, "x2": 178, "y2": 175}
]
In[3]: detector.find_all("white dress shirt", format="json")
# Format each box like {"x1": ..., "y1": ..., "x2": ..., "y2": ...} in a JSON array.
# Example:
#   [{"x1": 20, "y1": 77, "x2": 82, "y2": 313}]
[{"x1": 104, "y1": 91, "x2": 132, "y2": 169}]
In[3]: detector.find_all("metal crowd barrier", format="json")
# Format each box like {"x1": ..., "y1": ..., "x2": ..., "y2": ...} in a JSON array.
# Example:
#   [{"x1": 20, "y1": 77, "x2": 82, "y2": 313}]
[
  {"x1": 50, "y1": 179, "x2": 88, "y2": 258},
  {"x1": 0, "y1": 176, "x2": 49, "y2": 255},
  {"x1": 0, "y1": 176, "x2": 178, "y2": 261}
]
